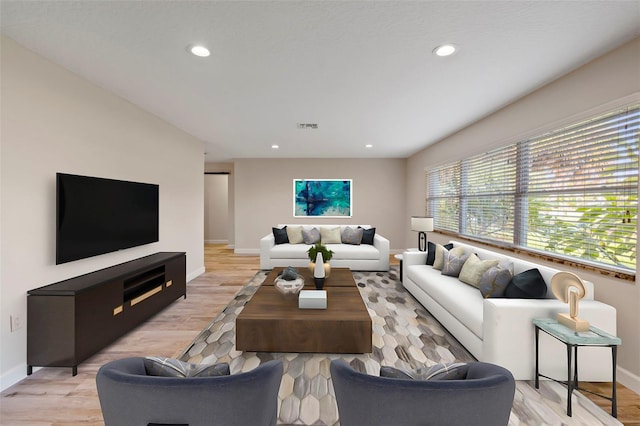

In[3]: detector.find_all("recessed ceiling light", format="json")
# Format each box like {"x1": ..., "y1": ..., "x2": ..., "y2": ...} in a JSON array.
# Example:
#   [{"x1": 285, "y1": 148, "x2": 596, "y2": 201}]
[
  {"x1": 433, "y1": 44, "x2": 457, "y2": 57},
  {"x1": 271, "y1": 144, "x2": 279, "y2": 149},
  {"x1": 188, "y1": 45, "x2": 210, "y2": 57},
  {"x1": 365, "y1": 144, "x2": 373, "y2": 148}
]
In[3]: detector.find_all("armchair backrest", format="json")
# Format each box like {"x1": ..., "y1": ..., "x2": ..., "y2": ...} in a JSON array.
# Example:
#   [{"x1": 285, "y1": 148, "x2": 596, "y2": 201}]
[
  {"x1": 330, "y1": 360, "x2": 515, "y2": 426},
  {"x1": 97, "y1": 358, "x2": 283, "y2": 426}
]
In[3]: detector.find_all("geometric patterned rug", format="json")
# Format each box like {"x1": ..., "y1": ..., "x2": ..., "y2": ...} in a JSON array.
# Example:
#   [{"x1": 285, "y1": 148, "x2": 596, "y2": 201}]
[{"x1": 178, "y1": 267, "x2": 621, "y2": 426}]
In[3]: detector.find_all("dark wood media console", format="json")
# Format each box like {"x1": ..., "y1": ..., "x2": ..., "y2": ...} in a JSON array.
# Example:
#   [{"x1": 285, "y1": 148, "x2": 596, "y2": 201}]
[{"x1": 27, "y1": 252, "x2": 186, "y2": 375}]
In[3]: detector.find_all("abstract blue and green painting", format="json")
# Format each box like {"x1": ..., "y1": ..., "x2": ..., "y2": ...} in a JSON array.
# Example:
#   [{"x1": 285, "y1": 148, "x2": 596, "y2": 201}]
[{"x1": 294, "y1": 179, "x2": 352, "y2": 217}]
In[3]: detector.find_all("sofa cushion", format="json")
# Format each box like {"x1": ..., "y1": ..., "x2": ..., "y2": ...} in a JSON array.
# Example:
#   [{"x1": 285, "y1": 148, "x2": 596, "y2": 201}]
[
  {"x1": 504, "y1": 268, "x2": 547, "y2": 299},
  {"x1": 270, "y1": 244, "x2": 312, "y2": 259},
  {"x1": 144, "y1": 356, "x2": 230, "y2": 378},
  {"x1": 407, "y1": 265, "x2": 484, "y2": 339},
  {"x1": 341, "y1": 226, "x2": 363, "y2": 245},
  {"x1": 272, "y1": 227, "x2": 289, "y2": 245},
  {"x1": 286, "y1": 226, "x2": 304, "y2": 244},
  {"x1": 479, "y1": 261, "x2": 514, "y2": 298},
  {"x1": 320, "y1": 227, "x2": 342, "y2": 244},
  {"x1": 441, "y1": 247, "x2": 469, "y2": 277},
  {"x1": 302, "y1": 227, "x2": 320, "y2": 244},
  {"x1": 459, "y1": 254, "x2": 500, "y2": 288},
  {"x1": 327, "y1": 243, "x2": 380, "y2": 260},
  {"x1": 380, "y1": 363, "x2": 468, "y2": 380},
  {"x1": 359, "y1": 226, "x2": 376, "y2": 245}
]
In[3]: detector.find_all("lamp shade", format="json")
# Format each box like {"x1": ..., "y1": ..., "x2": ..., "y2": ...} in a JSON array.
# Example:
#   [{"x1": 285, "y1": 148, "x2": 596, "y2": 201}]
[{"x1": 411, "y1": 217, "x2": 434, "y2": 232}]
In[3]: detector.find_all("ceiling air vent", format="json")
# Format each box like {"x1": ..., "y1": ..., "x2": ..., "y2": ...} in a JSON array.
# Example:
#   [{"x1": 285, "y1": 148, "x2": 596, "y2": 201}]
[{"x1": 297, "y1": 123, "x2": 318, "y2": 129}]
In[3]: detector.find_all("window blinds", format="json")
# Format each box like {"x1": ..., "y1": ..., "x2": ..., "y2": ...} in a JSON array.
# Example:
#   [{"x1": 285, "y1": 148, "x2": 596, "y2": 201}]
[{"x1": 426, "y1": 104, "x2": 639, "y2": 272}]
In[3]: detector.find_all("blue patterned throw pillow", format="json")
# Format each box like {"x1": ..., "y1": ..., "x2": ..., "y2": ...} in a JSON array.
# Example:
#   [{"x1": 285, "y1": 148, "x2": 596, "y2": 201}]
[{"x1": 144, "y1": 356, "x2": 230, "y2": 378}]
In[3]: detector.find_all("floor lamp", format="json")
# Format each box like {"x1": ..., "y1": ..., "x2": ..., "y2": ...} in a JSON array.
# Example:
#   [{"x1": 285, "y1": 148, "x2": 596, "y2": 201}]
[{"x1": 411, "y1": 217, "x2": 434, "y2": 252}]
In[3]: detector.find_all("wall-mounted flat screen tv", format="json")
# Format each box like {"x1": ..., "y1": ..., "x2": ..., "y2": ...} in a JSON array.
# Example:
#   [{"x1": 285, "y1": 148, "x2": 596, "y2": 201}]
[{"x1": 56, "y1": 173, "x2": 159, "y2": 264}]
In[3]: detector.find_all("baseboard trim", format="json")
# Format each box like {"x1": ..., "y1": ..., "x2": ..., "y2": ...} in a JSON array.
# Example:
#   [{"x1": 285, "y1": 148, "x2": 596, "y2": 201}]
[
  {"x1": 234, "y1": 248, "x2": 260, "y2": 255},
  {"x1": 618, "y1": 365, "x2": 640, "y2": 395},
  {"x1": 187, "y1": 266, "x2": 206, "y2": 282},
  {"x1": 205, "y1": 239, "x2": 228, "y2": 244},
  {"x1": 0, "y1": 363, "x2": 38, "y2": 392}
]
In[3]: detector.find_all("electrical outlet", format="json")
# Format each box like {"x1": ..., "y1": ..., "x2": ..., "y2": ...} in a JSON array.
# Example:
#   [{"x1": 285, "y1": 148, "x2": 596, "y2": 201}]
[{"x1": 10, "y1": 315, "x2": 22, "y2": 332}]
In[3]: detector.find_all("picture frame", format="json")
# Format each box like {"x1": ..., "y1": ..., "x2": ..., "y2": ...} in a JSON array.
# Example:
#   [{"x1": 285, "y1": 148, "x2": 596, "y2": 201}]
[{"x1": 293, "y1": 179, "x2": 352, "y2": 218}]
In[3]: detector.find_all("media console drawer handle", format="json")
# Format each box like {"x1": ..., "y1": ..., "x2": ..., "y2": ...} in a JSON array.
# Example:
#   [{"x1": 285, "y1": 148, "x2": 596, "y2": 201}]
[
  {"x1": 130, "y1": 285, "x2": 163, "y2": 306},
  {"x1": 166, "y1": 280, "x2": 173, "y2": 287},
  {"x1": 113, "y1": 305, "x2": 123, "y2": 316}
]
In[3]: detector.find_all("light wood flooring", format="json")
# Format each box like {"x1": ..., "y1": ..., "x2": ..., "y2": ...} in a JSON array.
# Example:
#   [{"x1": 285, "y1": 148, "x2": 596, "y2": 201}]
[{"x1": 1, "y1": 244, "x2": 638, "y2": 425}]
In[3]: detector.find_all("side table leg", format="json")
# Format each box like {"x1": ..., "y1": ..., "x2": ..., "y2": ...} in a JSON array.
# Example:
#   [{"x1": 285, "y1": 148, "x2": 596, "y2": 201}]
[
  {"x1": 612, "y1": 346, "x2": 617, "y2": 418},
  {"x1": 535, "y1": 326, "x2": 540, "y2": 389},
  {"x1": 574, "y1": 345, "x2": 579, "y2": 388},
  {"x1": 566, "y1": 344, "x2": 573, "y2": 417}
]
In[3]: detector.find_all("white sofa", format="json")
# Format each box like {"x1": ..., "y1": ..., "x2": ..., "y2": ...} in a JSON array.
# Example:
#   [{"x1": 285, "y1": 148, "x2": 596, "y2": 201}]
[
  {"x1": 402, "y1": 241, "x2": 617, "y2": 381},
  {"x1": 260, "y1": 225, "x2": 389, "y2": 271}
]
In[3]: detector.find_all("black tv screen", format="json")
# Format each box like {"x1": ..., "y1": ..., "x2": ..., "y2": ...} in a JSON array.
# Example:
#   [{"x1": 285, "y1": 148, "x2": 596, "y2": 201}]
[{"x1": 56, "y1": 173, "x2": 159, "y2": 264}]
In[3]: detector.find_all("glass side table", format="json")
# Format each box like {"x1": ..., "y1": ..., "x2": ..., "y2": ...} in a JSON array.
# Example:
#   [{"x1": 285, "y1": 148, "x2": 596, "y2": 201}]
[{"x1": 532, "y1": 318, "x2": 621, "y2": 418}]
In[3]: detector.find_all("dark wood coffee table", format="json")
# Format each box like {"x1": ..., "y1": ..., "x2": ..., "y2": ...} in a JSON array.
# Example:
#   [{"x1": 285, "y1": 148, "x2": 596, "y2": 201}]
[{"x1": 236, "y1": 267, "x2": 372, "y2": 353}]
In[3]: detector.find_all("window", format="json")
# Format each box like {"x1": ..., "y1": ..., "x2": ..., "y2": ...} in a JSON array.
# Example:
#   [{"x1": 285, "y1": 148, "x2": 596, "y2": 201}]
[{"x1": 426, "y1": 104, "x2": 639, "y2": 275}]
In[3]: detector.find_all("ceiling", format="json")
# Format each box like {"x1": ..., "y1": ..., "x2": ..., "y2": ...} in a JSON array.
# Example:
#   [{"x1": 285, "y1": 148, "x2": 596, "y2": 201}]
[{"x1": 1, "y1": 1, "x2": 639, "y2": 163}]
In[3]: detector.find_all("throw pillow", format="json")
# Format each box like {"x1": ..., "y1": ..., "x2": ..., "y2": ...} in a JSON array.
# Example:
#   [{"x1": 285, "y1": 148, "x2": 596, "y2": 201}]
[
  {"x1": 479, "y1": 261, "x2": 514, "y2": 298},
  {"x1": 358, "y1": 227, "x2": 376, "y2": 245},
  {"x1": 441, "y1": 247, "x2": 469, "y2": 277},
  {"x1": 302, "y1": 227, "x2": 321, "y2": 244},
  {"x1": 380, "y1": 362, "x2": 468, "y2": 381},
  {"x1": 272, "y1": 226, "x2": 289, "y2": 245},
  {"x1": 432, "y1": 243, "x2": 454, "y2": 270},
  {"x1": 504, "y1": 268, "x2": 548, "y2": 299},
  {"x1": 144, "y1": 356, "x2": 230, "y2": 378},
  {"x1": 427, "y1": 242, "x2": 453, "y2": 266},
  {"x1": 458, "y1": 254, "x2": 500, "y2": 288},
  {"x1": 320, "y1": 227, "x2": 342, "y2": 244},
  {"x1": 341, "y1": 226, "x2": 363, "y2": 245},
  {"x1": 286, "y1": 226, "x2": 304, "y2": 244}
]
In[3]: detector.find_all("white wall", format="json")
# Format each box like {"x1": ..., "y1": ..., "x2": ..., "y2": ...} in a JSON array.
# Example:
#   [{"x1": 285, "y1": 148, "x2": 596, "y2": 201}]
[
  {"x1": 204, "y1": 174, "x2": 229, "y2": 242},
  {"x1": 0, "y1": 37, "x2": 205, "y2": 389},
  {"x1": 406, "y1": 37, "x2": 640, "y2": 391},
  {"x1": 234, "y1": 158, "x2": 406, "y2": 253}
]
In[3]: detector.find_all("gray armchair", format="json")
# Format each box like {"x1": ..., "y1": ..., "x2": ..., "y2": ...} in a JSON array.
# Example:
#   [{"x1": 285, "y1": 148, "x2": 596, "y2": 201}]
[
  {"x1": 96, "y1": 358, "x2": 283, "y2": 426},
  {"x1": 330, "y1": 360, "x2": 515, "y2": 426}
]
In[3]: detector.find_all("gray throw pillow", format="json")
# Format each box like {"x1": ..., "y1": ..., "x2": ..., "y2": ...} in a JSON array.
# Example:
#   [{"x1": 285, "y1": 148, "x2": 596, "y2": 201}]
[
  {"x1": 341, "y1": 226, "x2": 363, "y2": 245},
  {"x1": 479, "y1": 260, "x2": 514, "y2": 298},
  {"x1": 144, "y1": 356, "x2": 230, "y2": 378},
  {"x1": 380, "y1": 362, "x2": 468, "y2": 381},
  {"x1": 441, "y1": 247, "x2": 469, "y2": 277},
  {"x1": 302, "y1": 227, "x2": 320, "y2": 244},
  {"x1": 458, "y1": 254, "x2": 500, "y2": 288}
]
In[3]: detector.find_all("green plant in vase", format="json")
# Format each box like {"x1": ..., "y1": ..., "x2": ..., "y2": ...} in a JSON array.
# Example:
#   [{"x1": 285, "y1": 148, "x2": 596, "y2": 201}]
[{"x1": 307, "y1": 242, "x2": 333, "y2": 278}]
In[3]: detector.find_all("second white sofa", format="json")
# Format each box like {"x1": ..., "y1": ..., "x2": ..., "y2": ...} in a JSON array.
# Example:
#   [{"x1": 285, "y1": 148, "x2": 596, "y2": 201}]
[{"x1": 260, "y1": 224, "x2": 390, "y2": 271}]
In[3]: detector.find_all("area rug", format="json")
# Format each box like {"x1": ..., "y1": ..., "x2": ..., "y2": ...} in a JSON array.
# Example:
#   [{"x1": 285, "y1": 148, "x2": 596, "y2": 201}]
[{"x1": 179, "y1": 267, "x2": 620, "y2": 426}]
